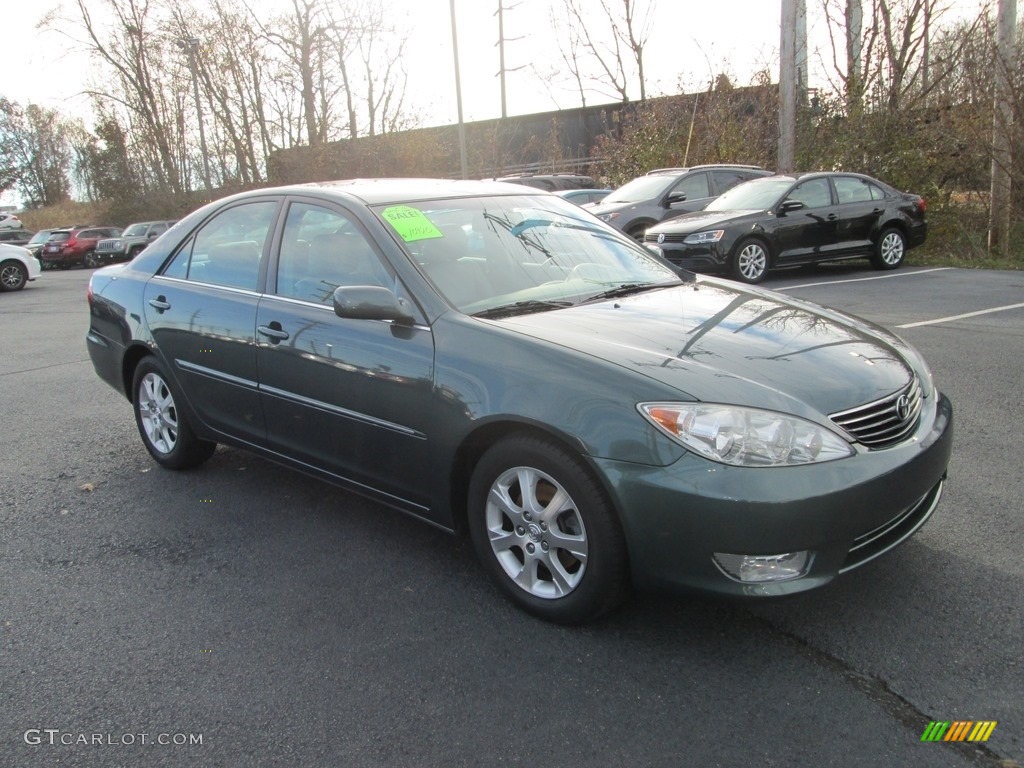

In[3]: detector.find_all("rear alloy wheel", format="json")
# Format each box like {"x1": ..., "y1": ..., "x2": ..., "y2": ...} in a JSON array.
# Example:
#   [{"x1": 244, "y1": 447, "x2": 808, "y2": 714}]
[
  {"x1": 83, "y1": 250, "x2": 98, "y2": 268},
  {"x1": 731, "y1": 238, "x2": 769, "y2": 284},
  {"x1": 872, "y1": 227, "x2": 906, "y2": 270},
  {"x1": 132, "y1": 357, "x2": 216, "y2": 470},
  {"x1": 0, "y1": 260, "x2": 27, "y2": 291},
  {"x1": 467, "y1": 435, "x2": 629, "y2": 624}
]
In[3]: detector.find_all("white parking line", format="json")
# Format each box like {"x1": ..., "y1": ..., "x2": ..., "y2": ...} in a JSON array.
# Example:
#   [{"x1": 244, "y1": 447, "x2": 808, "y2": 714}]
[
  {"x1": 775, "y1": 267, "x2": 952, "y2": 291},
  {"x1": 897, "y1": 303, "x2": 1024, "y2": 328}
]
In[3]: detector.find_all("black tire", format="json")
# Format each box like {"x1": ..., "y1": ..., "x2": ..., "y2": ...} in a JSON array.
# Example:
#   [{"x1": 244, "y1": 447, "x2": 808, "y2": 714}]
[
  {"x1": 871, "y1": 227, "x2": 906, "y2": 270},
  {"x1": 625, "y1": 223, "x2": 650, "y2": 241},
  {"x1": 131, "y1": 357, "x2": 216, "y2": 470},
  {"x1": 0, "y1": 260, "x2": 27, "y2": 291},
  {"x1": 467, "y1": 434, "x2": 629, "y2": 624},
  {"x1": 82, "y1": 250, "x2": 97, "y2": 268},
  {"x1": 730, "y1": 237, "x2": 770, "y2": 284}
]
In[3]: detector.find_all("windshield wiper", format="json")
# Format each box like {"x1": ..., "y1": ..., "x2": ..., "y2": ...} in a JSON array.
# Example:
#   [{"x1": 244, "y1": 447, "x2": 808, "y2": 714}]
[
  {"x1": 581, "y1": 281, "x2": 683, "y2": 303},
  {"x1": 472, "y1": 299, "x2": 575, "y2": 319},
  {"x1": 483, "y1": 211, "x2": 554, "y2": 260}
]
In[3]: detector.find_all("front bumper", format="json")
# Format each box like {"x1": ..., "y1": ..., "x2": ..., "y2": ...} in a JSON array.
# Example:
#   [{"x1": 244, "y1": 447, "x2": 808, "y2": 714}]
[
  {"x1": 649, "y1": 241, "x2": 730, "y2": 274},
  {"x1": 596, "y1": 391, "x2": 953, "y2": 597}
]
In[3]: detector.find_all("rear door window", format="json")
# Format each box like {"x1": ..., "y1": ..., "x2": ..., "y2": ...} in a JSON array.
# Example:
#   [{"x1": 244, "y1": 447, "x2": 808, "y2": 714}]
[{"x1": 163, "y1": 201, "x2": 278, "y2": 291}]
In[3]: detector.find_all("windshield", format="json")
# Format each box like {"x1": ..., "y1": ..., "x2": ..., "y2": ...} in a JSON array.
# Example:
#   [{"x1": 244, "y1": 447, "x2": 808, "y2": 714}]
[
  {"x1": 27, "y1": 231, "x2": 53, "y2": 245},
  {"x1": 123, "y1": 224, "x2": 148, "y2": 237},
  {"x1": 602, "y1": 174, "x2": 677, "y2": 204},
  {"x1": 374, "y1": 194, "x2": 680, "y2": 315},
  {"x1": 707, "y1": 178, "x2": 793, "y2": 212}
]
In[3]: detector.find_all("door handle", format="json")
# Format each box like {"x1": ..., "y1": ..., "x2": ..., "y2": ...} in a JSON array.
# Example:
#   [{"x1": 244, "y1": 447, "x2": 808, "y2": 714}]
[
  {"x1": 258, "y1": 323, "x2": 290, "y2": 342},
  {"x1": 827, "y1": 213, "x2": 838, "y2": 221},
  {"x1": 148, "y1": 296, "x2": 170, "y2": 312}
]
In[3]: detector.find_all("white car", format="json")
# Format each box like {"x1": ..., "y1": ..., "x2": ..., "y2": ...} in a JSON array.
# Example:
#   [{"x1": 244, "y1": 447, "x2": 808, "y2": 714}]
[
  {"x1": 0, "y1": 243, "x2": 42, "y2": 291},
  {"x1": 0, "y1": 213, "x2": 24, "y2": 230}
]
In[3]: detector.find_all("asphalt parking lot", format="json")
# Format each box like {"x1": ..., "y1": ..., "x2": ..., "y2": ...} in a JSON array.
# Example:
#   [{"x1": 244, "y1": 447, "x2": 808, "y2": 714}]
[{"x1": 2, "y1": 264, "x2": 1022, "y2": 767}]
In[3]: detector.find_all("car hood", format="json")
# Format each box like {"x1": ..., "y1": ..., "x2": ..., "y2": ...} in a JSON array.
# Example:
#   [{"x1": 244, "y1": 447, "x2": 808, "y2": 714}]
[
  {"x1": 494, "y1": 279, "x2": 914, "y2": 418},
  {"x1": 647, "y1": 209, "x2": 763, "y2": 234},
  {"x1": 589, "y1": 200, "x2": 643, "y2": 215}
]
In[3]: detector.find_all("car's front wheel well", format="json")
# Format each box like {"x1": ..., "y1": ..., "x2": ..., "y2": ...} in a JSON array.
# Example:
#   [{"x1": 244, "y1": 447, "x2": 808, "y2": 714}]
[
  {"x1": 450, "y1": 422, "x2": 594, "y2": 534},
  {"x1": 625, "y1": 221, "x2": 655, "y2": 240}
]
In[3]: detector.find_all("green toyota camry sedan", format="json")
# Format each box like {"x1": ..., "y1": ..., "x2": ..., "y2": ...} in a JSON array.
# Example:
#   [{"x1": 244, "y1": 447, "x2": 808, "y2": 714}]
[{"x1": 86, "y1": 179, "x2": 952, "y2": 624}]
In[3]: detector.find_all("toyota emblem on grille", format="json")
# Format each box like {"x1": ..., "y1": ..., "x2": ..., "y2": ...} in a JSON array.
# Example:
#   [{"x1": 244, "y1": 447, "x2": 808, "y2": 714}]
[
  {"x1": 895, "y1": 394, "x2": 911, "y2": 421},
  {"x1": 657, "y1": 233, "x2": 665, "y2": 244}
]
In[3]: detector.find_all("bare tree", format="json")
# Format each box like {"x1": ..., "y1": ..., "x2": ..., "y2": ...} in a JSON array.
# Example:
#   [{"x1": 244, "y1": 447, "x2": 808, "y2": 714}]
[
  {"x1": 554, "y1": 0, "x2": 655, "y2": 104},
  {"x1": 256, "y1": 0, "x2": 338, "y2": 146},
  {"x1": 64, "y1": 0, "x2": 187, "y2": 194},
  {"x1": 0, "y1": 99, "x2": 73, "y2": 206},
  {"x1": 820, "y1": 0, "x2": 972, "y2": 114},
  {"x1": 353, "y1": 0, "x2": 410, "y2": 137}
]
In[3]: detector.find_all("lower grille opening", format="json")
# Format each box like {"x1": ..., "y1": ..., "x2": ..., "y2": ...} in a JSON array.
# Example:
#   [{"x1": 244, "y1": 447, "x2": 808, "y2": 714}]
[{"x1": 840, "y1": 480, "x2": 944, "y2": 573}]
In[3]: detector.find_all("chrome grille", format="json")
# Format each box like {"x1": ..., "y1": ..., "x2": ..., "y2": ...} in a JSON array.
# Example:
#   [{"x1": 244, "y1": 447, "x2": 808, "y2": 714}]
[
  {"x1": 830, "y1": 377, "x2": 922, "y2": 448},
  {"x1": 644, "y1": 233, "x2": 688, "y2": 243}
]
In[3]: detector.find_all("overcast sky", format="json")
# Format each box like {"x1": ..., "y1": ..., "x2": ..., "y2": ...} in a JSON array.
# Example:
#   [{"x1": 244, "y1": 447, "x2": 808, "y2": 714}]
[
  {"x1": 4, "y1": 1, "x2": 991, "y2": 126},
  {"x1": 3, "y1": 1, "x2": 805, "y2": 123}
]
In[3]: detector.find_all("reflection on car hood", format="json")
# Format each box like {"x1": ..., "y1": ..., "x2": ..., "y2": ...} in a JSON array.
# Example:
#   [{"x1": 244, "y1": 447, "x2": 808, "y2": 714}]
[
  {"x1": 588, "y1": 200, "x2": 639, "y2": 214},
  {"x1": 495, "y1": 279, "x2": 913, "y2": 417},
  {"x1": 649, "y1": 209, "x2": 761, "y2": 233}
]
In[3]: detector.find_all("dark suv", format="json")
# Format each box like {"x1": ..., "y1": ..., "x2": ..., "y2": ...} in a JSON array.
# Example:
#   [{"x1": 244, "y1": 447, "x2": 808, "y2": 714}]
[
  {"x1": 40, "y1": 226, "x2": 123, "y2": 269},
  {"x1": 0, "y1": 228, "x2": 34, "y2": 247},
  {"x1": 588, "y1": 165, "x2": 772, "y2": 239},
  {"x1": 95, "y1": 220, "x2": 177, "y2": 265}
]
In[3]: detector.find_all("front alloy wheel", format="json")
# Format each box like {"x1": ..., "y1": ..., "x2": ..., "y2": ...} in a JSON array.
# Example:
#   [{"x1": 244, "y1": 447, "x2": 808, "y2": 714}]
[
  {"x1": 468, "y1": 435, "x2": 629, "y2": 624},
  {"x1": 0, "y1": 260, "x2": 27, "y2": 291},
  {"x1": 731, "y1": 239, "x2": 769, "y2": 283}
]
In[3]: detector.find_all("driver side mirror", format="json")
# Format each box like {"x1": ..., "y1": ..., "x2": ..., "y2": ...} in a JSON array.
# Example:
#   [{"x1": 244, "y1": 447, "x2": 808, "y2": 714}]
[
  {"x1": 665, "y1": 192, "x2": 687, "y2": 206},
  {"x1": 333, "y1": 286, "x2": 416, "y2": 325},
  {"x1": 779, "y1": 200, "x2": 805, "y2": 214}
]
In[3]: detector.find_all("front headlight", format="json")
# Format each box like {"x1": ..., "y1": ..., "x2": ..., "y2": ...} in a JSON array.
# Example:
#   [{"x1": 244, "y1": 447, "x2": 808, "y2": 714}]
[
  {"x1": 683, "y1": 230, "x2": 725, "y2": 244},
  {"x1": 638, "y1": 403, "x2": 854, "y2": 467},
  {"x1": 598, "y1": 212, "x2": 620, "y2": 222}
]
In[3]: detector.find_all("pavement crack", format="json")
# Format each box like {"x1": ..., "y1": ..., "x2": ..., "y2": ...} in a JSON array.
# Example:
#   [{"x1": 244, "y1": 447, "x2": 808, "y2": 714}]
[
  {"x1": 748, "y1": 613, "x2": 1015, "y2": 767},
  {"x1": 0, "y1": 358, "x2": 92, "y2": 377}
]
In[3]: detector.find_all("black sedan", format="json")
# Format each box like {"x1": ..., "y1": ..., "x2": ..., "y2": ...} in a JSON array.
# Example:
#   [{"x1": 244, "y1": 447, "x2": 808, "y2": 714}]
[
  {"x1": 644, "y1": 172, "x2": 927, "y2": 283},
  {"x1": 86, "y1": 179, "x2": 952, "y2": 624}
]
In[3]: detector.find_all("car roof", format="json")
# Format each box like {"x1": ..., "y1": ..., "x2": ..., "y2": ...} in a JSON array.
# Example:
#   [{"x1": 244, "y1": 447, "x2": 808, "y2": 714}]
[
  {"x1": 223, "y1": 178, "x2": 553, "y2": 206},
  {"x1": 646, "y1": 164, "x2": 766, "y2": 175}
]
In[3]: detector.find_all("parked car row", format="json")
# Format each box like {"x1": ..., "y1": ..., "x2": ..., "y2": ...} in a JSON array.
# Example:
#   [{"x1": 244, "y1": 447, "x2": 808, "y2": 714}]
[
  {"x1": 8, "y1": 163, "x2": 926, "y2": 286},
  {"x1": 582, "y1": 165, "x2": 927, "y2": 283},
  {"x1": 642, "y1": 172, "x2": 927, "y2": 283}
]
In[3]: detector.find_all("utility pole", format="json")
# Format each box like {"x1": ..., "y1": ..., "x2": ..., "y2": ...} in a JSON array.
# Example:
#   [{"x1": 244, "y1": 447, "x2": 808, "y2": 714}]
[
  {"x1": 495, "y1": 1, "x2": 524, "y2": 119},
  {"x1": 778, "y1": 0, "x2": 798, "y2": 173},
  {"x1": 450, "y1": 0, "x2": 469, "y2": 179},
  {"x1": 846, "y1": 0, "x2": 863, "y2": 112},
  {"x1": 989, "y1": 0, "x2": 1017, "y2": 254},
  {"x1": 178, "y1": 37, "x2": 212, "y2": 192},
  {"x1": 796, "y1": 0, "x2": 807, "y2": 105}
]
